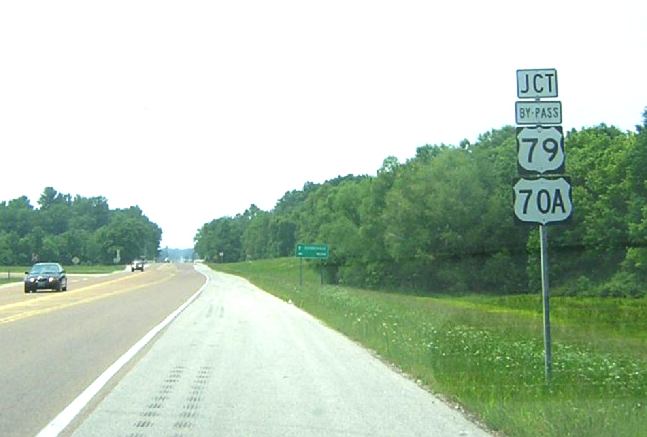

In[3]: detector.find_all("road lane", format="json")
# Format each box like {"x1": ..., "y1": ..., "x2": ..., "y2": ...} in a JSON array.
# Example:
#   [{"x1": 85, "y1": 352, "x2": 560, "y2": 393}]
[
  {"x1": 68, "y1": 264, "x2": 491, "y2": 436},
  {"x1": 0, "y1": 263, "x2": 205, "y2": 437},
  {"x1": 0, "y1": 268, "x2": 134, "y2": 312}
]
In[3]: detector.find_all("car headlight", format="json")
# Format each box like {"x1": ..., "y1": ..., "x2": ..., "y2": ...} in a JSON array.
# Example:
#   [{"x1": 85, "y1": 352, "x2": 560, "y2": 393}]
[
  {"x1": 29, "y1": 278, "x2": 36, "y2": 283},
  {"x1": 48, "y1": 277, "x2": 55, "y2": 282}
]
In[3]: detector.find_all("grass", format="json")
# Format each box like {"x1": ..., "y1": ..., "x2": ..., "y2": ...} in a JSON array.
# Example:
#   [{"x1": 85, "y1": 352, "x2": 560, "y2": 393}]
[{"x1": 212, "y1": 258, "x2": 647, "y2": 437}]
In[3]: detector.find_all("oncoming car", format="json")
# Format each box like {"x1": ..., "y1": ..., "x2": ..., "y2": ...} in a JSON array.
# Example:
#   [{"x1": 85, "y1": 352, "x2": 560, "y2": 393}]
[
  {"x1": 131, "y1": 259, "x2": 145, "y2": 272},
  {"x1": 24, "y1": 262, "x2": 68, "y2": 293}
]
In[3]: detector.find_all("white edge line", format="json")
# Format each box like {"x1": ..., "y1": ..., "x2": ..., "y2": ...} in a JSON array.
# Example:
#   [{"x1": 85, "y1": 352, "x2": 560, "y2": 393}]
[{"x1": 36, "y1": 267, "x2": 210, "y2": 437}]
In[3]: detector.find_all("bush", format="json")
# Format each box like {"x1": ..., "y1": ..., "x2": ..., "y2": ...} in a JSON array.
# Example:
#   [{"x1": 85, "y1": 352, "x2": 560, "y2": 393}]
[
  {"x1": 600, "y1": 271, "x2": 645, "y2": 298},
  {"x1": 573, "y1": 275, "x2": 595, "y2": 296},
  {"x1": 482, "y1": 251, "x2": 526, "y2": 294}
]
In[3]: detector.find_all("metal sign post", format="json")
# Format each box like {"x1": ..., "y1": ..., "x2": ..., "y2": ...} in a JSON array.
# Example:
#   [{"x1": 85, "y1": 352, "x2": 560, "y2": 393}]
[{"x1": 540, "y1": 224, "x2": 552, "y2": 382}]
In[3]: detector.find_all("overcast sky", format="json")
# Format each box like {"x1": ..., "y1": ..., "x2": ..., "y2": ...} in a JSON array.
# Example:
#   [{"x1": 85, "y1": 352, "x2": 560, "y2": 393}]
[{"x1": 1, "y1": 0, "x2": 646, "y2": 249}]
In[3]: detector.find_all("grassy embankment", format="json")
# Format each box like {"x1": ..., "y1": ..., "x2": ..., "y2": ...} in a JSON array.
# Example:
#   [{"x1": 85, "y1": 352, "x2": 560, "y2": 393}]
[
  {"x1": 213, "y1": 258, "x2": 647, "y2": 437},
  {"x1": 0, "y1": 265, "x2": 123, "y2": 285}
]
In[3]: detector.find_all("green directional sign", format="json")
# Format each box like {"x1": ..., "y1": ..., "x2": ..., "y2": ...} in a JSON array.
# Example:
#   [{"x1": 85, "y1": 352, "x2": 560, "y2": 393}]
[{"x1": 295, "y1": 244, "x2": 329, "y2": 259}]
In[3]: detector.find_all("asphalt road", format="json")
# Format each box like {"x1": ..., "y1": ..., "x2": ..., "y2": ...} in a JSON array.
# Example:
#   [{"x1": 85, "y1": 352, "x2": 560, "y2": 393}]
[
  {"x1": 65, "y1": 264, "x2": 491, "y2": 437},
  {"x1": 0, "y1": 263, "x2": 205, "y2": 437}
]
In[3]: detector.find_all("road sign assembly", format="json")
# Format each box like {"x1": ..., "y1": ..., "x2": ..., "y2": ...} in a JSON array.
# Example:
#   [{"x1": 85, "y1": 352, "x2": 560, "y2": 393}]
[{"x1": 514, "y1": 68, "x2": 571, "y2": 383}]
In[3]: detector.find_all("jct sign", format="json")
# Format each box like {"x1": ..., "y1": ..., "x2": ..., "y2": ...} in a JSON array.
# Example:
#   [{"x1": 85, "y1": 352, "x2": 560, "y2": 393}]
[{"x1": 517, "y1": 69, "x2": 558, "y2": 99}]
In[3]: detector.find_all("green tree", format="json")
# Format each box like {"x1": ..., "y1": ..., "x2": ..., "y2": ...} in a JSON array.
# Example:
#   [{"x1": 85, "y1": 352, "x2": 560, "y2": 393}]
[
  {"x1": 194, "y1": 108, "x2": 647, "y2": 297},
  {"x1": 619, "y1": 109, "x2": 647, "y2": 289},
  {"x1": 242, "y1": 211, "x2": 272, "y2": 260},
  {"x1": 93, "y1": 206, "x2": 161, "y2": 264},
  {"x1": 0, "y1": 232, "x2": 14, "y2": 265},
  {"x1": 0, "y1": 197, "x2": 34, "y2": 237},
  {"x1": 69, "y1": 196, "x2": 111, "y2": 232},
  {"x1": 194, "y1": 217, "x2": 243, "y2": 262},
  {"x1": 38, "y1": 187, "x2": 70, "y2": 209}
]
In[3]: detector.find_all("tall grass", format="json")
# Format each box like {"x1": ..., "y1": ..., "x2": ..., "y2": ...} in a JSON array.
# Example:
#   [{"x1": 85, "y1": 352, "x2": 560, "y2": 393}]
[{"x1": 213, "y1": 258, "x2": 647, "y2": 437}]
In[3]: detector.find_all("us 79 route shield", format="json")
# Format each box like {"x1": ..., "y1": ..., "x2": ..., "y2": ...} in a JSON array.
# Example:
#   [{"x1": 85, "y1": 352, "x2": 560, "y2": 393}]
[
  {"x1": 516, "y1": 126, "x2": 565, "y2": 175},
  {"x1": 513, "y1": 177, "x2": 573, "y2": 225}
]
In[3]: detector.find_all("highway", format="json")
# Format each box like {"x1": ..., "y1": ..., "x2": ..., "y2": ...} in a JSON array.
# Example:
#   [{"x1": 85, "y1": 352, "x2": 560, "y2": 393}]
[
  {"x1": 1, "y1": 263, "x2": 490, "y2": 437},
  {"x1": 0, "y1": 263, "x2": 204, "y2": 437}
]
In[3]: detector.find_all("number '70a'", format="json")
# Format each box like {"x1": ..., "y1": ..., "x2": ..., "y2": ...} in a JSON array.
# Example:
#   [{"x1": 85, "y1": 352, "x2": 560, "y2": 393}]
[
  {"x1": 518, "y1": 188, "x2": 567, "y2": 214},
  {"x1": 513, "y1": 177, "x2": 573, "y2": 225}
]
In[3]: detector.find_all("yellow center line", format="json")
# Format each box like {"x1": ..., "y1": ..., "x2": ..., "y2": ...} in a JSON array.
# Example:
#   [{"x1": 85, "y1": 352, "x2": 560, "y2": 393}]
[
  {"x1": 0, "y1": 274, "x2": 140, "y2": 312},
  {"x1": 0, "y1": 271, "x2": 177, "y2": 325}
]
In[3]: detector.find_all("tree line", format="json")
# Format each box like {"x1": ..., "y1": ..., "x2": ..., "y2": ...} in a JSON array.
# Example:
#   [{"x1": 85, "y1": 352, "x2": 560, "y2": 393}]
[
  {"x1": 0, "y1": 187, "x2": 161, "y2": 265},
  {"x1": 195, "y1": 109, "x2": 647, "y2": 296}
]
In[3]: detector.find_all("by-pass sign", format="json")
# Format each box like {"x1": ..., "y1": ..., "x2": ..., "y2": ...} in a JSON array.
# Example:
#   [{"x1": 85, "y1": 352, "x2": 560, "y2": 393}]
[{"x1": 515, "y1": 101, "x2": 561, "y2": 125}]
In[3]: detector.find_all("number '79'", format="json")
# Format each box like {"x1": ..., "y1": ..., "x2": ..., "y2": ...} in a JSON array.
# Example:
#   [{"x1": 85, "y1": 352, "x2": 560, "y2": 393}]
[{"x1": 521, "y1": 137, "x2": 560, "y2": 163}]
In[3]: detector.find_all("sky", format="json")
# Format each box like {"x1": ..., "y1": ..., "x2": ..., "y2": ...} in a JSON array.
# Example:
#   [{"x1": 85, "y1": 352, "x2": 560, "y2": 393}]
[{"x1": 1, "y1": 0, "x2": 646, "y2": 249}]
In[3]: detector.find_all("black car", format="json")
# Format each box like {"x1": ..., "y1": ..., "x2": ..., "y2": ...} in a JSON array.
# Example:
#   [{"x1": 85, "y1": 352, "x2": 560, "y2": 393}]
[{"x1": 24, "y1": 262, "x2": 68, "y2": 293}]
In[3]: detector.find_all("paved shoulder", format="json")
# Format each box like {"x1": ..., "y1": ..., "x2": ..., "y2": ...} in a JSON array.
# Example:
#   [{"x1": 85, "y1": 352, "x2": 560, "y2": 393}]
[{"x1": 70, "y1": 265, "x2": 491, "y2": 436}]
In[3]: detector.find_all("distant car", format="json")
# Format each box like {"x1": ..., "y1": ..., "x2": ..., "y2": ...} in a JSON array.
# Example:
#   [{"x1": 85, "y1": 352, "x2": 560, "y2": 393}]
[
  {"x1": 131, "y1": 259, "x2": 145, "y2": 272},
  {"x1": 24, "y1": 262, "x2": 67, "y2": 293}
]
